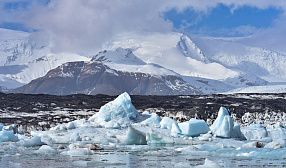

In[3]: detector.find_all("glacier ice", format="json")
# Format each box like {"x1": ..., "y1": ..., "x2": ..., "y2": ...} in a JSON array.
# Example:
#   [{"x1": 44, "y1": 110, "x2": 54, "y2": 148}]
[
  {"x1": 124, "y1": 125, "x2": 147, "y2": 145},
  {"x1": 241, "y1": 124, "x2": 268, "y2": 140},
  {"x1": 20, "y1": 136, "x2": 45, "y2": 147},
  {"x1": 0, "y1": 130, "x2": 18, "y2": 142},
  {"x1": 210, "y1": 107, "x2": 233, "y2": 138},
  {"x1": 160, "y1": 117, "x2": 177, "y2": 129},
  {"x1": 36, "y1": 145, "x2": 58, "y2": 154},
  {"x1": 171, "y1": 122, "x2": 182, "y2": 134},
  {"x1": 141, "y1": 113, "x2": 161, "y2": 127},
  {"x1": 178, "y1": 118, "x2": 210, "y2": 137},
  {"x1": 146, "y1": 129, "x2": 174, "y2": 146},
  {"x1": 89, "y1": 92, "x2": 138, "y2": 128}
]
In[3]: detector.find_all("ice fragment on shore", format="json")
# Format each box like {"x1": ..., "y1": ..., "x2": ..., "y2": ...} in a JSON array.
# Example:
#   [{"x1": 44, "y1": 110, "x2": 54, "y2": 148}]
[
  {"x1": 124, "y1": 125, "x2": 147, "y2": 145},
  {"x1": 89, "y1": 92, "x2": 138, "y2": 128},
  {"x1": 178, "y1": 118, "x2": 209, "y2": 137}
]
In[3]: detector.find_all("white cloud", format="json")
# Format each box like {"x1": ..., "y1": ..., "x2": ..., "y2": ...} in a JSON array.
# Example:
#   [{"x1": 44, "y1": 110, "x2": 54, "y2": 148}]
[{"x1": 1, "y1": 0, "x2": 286, "y2": 53}]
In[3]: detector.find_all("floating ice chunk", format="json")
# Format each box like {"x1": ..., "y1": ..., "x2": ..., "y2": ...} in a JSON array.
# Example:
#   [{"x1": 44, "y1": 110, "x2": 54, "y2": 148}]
[
  {"x1": 67, "y1": 122, "x2": 76, "y2": 130},
  {"x1": 210, "y1": 107, "x2": 234, "y2": 138},
  {"x1": 61, "y1": 148, "x2": 93, "y2": 156},
  {"x1": 0, "y1": 130, "x2": 18, "y2": 142},
  {"x1": 178, "y1": 119, "x2": 210, "y2": 137},
  {"x1": 171, "y1": 123, "x2": 182, "y2": 134},
  {"x1": 89, "y1": 92, "x2": 138, "y2": 127},
  {"x1": 124, "y1": 125, "x2": 147, "y2": 145},
  {"x1": 70, "y1": 132, "x2": 82, "y2": 142},
  {"x1": 264, "y1": 141, "x2": 282, "y2": 149},
  {"x1": 50, "y1": 124, "x2": 67, "y2": 132},
  {"x1": 0, "y1": 124, "x2": 3, "y2": 131},
  {"x1": 268, "y1": 127, "x2": 286, "y2": 139},
  {"x1": 160, "y1": 117, "x2": 176, "y2": 129},
  {"x1": 230, "y1": 123, "x2": 246, "y2": 140},
  {"x1": 198, "y1": 133, "x2": 212, "y2": 141},
  {"x1": 264, "y1": 139, "x2": 286, "y2": 149},
  {"x1": 3, "y1": 124, "x2": 18, "y2": 134},
  {"x1": 36, "y1": 145, "x2": 58, "y2": 154},
  {"x1": 195, "y1": 158, "x2": 221, "y2": 168},
  {"x1": 242, "y1": 141, "x2": 264, "y2": 148},
  {"x1": 215, "y1": 116, "x2": 234, "y2": 138},
  {"x1": 141, "y1": 113, "x2": 161, "y2": 127},
  {"x1": 241, "y1": 124, "x2": 268, "y2": 140},
  {"x1": 146, "y1": 129, "x2": 174, "y2": 146},
  {"x1": 20, "y1": 136, "x2": 45, "y2": 147}
]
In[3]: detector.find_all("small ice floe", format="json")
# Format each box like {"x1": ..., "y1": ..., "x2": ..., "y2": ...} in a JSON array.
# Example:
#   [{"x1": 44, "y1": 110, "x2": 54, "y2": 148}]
[{"x1": 179, "y1": 118, "x2": 209, "y2": 137}]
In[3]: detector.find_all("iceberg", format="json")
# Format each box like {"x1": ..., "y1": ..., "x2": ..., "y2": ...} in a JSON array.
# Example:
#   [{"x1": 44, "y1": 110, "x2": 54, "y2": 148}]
[
  {"x1": 160, "y1": 117, "x2": 177, "y2": 129},
  {"x1": 36, "y1": 145, "x2": 58, "y2": 154},
  {"x1": 124, "y1": 125, "x2": 147, "y2": 145},
  {"x1": 178, "y1": 118, "x2": 210, "y2": 137},
  {"x1": 0, "y1": 130, "x2": 18, "y2": 142},
  {"x1": 210, "y1": 107, "x2": 234, "y2": 138},
  {"x1": 241, "y1": 124, "x2": 268, "y2": 140},
  {"x1": 141, "y1": 113, "x2": 161, "y2": 127},
  {"x1": 89, "y1": 92, "x2": 138, "y2": 128},
  {"x1": 20, "y1": 136, "x2": 45, "y2": 147},
  {"x1": 146, "y1": 129, "x2": 174, "y2": 146}
]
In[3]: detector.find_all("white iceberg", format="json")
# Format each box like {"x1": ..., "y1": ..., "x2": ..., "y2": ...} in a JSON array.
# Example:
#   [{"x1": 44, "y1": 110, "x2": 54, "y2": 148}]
[
  {"x1": 160, "y1": 117, "x2": 176, "y2": 129},
  {"x1": 141, "y1": 113, "x2": 161, "y2": 127},
  {"x1": 241, "y1": 124, "x2": 268, "y2": 140},
  {"x1": 0, "y1": 130, "x2": 18, "y2": 142},
  {"x1": 178, "y1": 118, "x2": 210, "y2": 137},
  {"x1": 20, "y1": 136, "x2": 45, "y2": 147},
  {"x1": 89, "y1": 92, "x2": 138, "y2": 128}
]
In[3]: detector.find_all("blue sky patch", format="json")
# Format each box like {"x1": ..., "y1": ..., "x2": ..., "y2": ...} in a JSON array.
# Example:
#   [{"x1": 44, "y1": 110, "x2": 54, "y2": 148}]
[{"x1": 164, "y1": 4, "x2": 283, "y2": 37}]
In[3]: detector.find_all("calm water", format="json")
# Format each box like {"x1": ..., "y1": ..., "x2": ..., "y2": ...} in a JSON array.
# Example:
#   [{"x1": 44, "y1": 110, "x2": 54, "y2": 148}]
[{"x1": 0, "y1": 144, "x2": 285, "y2": 168}]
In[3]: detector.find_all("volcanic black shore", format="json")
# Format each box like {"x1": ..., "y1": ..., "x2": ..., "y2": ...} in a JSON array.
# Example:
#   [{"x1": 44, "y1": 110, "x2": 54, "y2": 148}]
[{"x1": 1, "y1": 92, "x2": 286, "y2": 133}]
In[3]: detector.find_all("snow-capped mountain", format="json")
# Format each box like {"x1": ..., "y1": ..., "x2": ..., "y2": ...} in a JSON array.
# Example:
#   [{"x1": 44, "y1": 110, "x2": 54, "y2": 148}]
[
  {"x1": 0, "y1": 28, "x2": 89, "y2": 89},
  {"x1": 192, "y1": 37, "x2": 286, "y2": 82},
  {"x1": 14, "y1": 61, "x2": 202, "y2": 95},
  {"x1": 1, "y1": 28, "x2": 286, "y2": 94}
]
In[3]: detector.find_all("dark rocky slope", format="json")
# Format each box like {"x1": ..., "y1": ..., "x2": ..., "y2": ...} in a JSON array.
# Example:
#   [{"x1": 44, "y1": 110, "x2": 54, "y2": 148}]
[{"x1": 13, "y1": 61, "x2": 201, "y2": 95}]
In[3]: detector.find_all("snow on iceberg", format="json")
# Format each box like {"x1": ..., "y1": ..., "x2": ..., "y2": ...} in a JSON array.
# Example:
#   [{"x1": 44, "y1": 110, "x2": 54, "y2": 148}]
[
  {"x1": 178, "y1": 118, "x2": 209, "y2": 137},
  {"x1": 241, "y1": 124, "x2": 268, "y2": 140},
  {"x1": 89, "y1": 92, "x2": 139, "y2": 128},
  {"x1": 124, "y1": 125, "x2": 147, "y2": 145}
]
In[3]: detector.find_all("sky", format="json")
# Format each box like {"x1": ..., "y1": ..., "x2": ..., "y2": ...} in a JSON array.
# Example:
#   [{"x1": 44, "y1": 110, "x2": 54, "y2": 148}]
[{"x1": 0, "y1": 0, "x2": 285, "y2": 53}]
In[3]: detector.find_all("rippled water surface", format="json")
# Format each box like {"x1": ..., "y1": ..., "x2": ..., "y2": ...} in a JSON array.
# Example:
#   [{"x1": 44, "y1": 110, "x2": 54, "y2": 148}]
[{"x1": 0, "y1": 144, "x2": 285, "y2": 168}]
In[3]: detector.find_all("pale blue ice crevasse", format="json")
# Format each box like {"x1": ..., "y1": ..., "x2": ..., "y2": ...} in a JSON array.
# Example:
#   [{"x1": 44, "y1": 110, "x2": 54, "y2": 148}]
[{"x1": 89, "y1": 92, "x2": 139, "y2": 128}]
